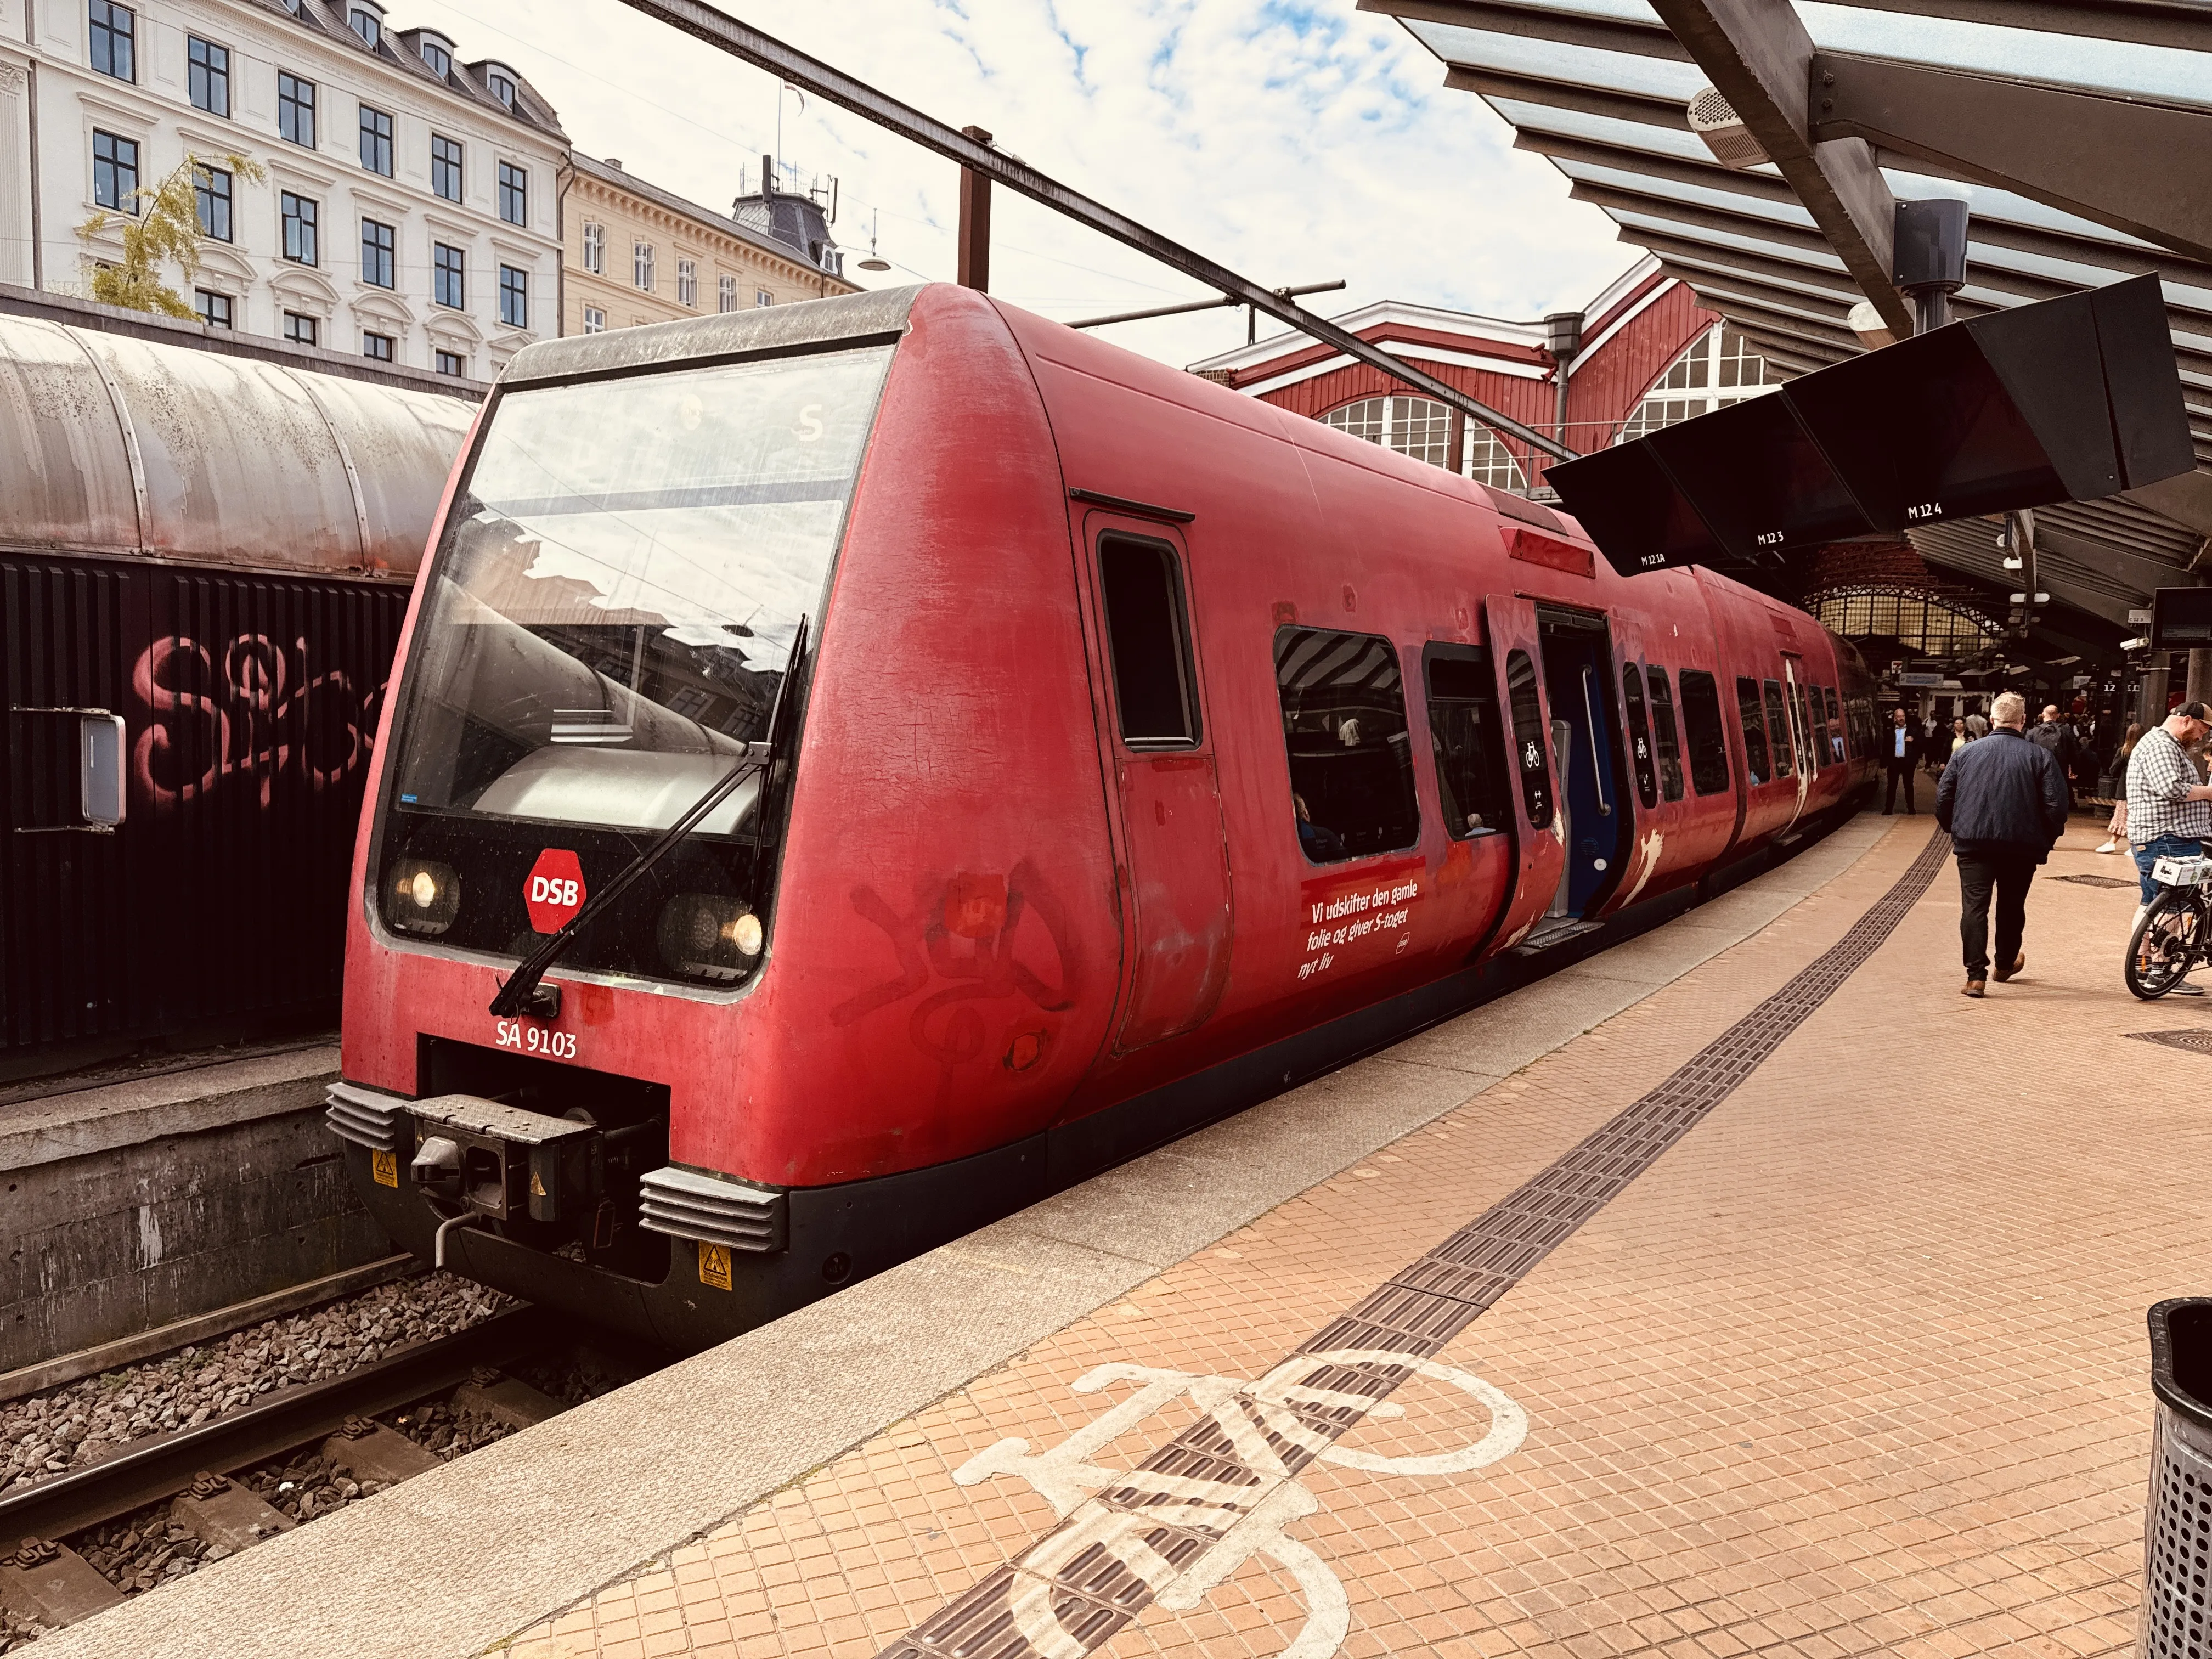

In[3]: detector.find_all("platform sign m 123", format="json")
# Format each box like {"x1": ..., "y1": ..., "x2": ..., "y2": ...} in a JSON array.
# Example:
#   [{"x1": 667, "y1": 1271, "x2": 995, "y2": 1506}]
[{"x1": 524, "y1": 849, "x2": 586, "y2": 933}]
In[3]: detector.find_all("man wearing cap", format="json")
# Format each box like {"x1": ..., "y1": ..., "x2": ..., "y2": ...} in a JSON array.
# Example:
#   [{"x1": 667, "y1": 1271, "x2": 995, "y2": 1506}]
[
  {"x1": 1936, "y1": 691, "x2": 2072, "y2": 997},
  {"x1": 2126, "y1": 702, "x2": 2212, "y2": 992}
]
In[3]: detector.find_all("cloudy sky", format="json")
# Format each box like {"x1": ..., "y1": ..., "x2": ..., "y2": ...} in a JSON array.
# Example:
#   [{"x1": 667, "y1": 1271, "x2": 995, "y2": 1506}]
[{"x1": 396, "y1": 0, "x2": 1637, "y2": 366}]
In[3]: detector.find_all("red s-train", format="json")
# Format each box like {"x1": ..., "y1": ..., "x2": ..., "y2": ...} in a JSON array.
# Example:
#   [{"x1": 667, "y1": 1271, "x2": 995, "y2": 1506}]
[{"x1": 326, "y1": 283, "x2": 1876, "y2": 1349}]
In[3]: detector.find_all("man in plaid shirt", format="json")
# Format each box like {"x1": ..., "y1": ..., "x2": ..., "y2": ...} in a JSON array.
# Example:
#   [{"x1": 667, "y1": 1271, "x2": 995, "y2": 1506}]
[{"x1": 2126, "y1": 701, "x2": 2212, "y2": 951}]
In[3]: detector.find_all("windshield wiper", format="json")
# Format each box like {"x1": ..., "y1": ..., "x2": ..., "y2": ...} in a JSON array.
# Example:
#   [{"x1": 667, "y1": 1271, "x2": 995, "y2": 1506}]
[{"x1": 488, "y1": 614, "x2": 808, "y2": 1021}]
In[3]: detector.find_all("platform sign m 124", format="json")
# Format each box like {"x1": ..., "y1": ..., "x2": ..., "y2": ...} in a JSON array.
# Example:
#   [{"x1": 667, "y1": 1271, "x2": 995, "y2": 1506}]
[{"x1": 524, "y1": 849, "x2": 586, "y2": 933}]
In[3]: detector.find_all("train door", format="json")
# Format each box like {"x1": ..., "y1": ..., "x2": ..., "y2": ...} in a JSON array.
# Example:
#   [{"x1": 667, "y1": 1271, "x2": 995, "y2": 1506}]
[
  {"x1": 1536, "y1": 606, "x2": 1631, "y2": 920},
  {"x1": 1780, "y1": 654, "x2": 1813, "y2": 830},
  {"x1": 1088, "y1": 528, "x2": 1234, "y2": 1053},
  {"x1": 1479, "y1": 597, "x2": 1565, "y2": 952}
]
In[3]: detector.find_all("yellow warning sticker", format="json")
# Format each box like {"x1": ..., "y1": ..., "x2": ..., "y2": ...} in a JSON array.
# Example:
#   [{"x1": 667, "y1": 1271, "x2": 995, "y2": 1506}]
[
  {"x1": 529, "y1": 1169, "x2": 547, "y2": 1198},
  {"x1": 371, "y1": 1149, "x2": 399, "y2": 1189},
  {"x1": 698, "y1": 1240, "x2": 732, "y2": 1291}
]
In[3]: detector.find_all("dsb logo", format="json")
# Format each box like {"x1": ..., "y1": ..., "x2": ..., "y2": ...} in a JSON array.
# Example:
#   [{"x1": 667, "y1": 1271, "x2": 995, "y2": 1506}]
[{"x1": 523, "y1": 849, "x2": 588, "y2": 933}]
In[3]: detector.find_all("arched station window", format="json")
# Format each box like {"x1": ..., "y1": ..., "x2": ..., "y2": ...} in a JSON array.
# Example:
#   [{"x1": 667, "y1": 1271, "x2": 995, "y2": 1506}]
[
  {"x1": 1617, "y1": 325, "x2": 1776, "y2": 442},
  {"x1": 1319, "y1": 394, "x2": 1530, "y2": 493},
  {"x1": 1809, "y1": 588, "x2": 1999, "y2": 658}
]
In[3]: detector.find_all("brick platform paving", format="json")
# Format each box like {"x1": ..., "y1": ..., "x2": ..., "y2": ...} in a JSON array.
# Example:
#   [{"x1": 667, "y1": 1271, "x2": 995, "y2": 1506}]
[{"x1": 504, "y1": 815, "x2": 2205, "y2": 1658}]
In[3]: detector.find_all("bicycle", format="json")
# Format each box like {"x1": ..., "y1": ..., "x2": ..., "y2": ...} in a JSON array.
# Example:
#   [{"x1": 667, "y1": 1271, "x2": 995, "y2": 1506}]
[{"x1": 2126, "y1": 851, "x2": 2212, "y2": 999}]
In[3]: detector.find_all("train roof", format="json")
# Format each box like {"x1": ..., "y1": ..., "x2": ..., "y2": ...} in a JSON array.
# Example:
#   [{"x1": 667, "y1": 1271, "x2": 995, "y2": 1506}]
[
  {"x1": 0, "y1": 315, "x2": 472, "y2": 579},
  {"x1": 503, "y1": 286, "x2": 924, "y2": 388}
]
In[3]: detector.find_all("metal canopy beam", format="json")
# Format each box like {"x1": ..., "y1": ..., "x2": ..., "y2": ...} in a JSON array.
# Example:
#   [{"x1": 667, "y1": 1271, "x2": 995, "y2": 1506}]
[
  {"x1": 1807, "y1": 0, "x2": 2212, "y2": 53},
  {"x1": 607, "y1": 0, "x2": 1578, "y2": 460},
  {"x1": 1810, "y1": 53, "x2": 2212, "y2": 265},
  {"x1": 1643, "y1": 0, "x2": 1914, "y2": 336},
  {"x1": 1444, "y1": 65, "x2": 1690, "y2": 129},
  {"x1": 1361, "y1": 0, "x2": 1689, "y2": 60}
]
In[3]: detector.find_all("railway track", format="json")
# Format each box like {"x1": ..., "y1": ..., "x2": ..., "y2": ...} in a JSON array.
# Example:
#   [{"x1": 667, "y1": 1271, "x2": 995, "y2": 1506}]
[{"x1": 0, "y1": 1306, "x2": 563, "y2": 1634}]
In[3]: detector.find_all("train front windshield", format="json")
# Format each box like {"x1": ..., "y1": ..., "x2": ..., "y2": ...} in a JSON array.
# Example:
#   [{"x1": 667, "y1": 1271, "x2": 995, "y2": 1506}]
[{"x1": 376, "y1": 343, "x2": 894, "y2": 986}]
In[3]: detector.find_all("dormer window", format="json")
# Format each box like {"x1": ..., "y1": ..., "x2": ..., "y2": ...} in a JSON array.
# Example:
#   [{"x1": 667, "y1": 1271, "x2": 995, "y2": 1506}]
[
  {"x1": 483, "y1": 64, "x2": 517, "y2": 108},
  {"x1": 417, "y1": 35, "x2": 451, "y2": 76},
  {"x1": 348, "y1": 5, "x2": 380, "y2": 47}
]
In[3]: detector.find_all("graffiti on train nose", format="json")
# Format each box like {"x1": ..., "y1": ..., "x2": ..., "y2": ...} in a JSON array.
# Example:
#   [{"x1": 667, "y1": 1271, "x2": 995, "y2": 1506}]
[
  {"x1": 132, "y1": 634, "x2": 384, "y2": 809},
  {"x1": 831, "y1": 862, "x2": 1081, "y2": 1090}
]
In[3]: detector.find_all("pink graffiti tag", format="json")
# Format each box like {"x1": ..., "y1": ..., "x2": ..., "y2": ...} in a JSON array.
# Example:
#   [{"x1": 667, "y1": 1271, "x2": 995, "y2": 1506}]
[{"x1": 131, "y1": 634, "x2": 385, "y2": 810}]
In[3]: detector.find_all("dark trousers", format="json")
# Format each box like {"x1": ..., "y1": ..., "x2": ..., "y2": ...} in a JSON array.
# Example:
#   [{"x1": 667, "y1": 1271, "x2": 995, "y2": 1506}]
[
  {"x1": 1884, "y1": 760, "x2": 1917, "y2": 813},
  {"x1": 1956, "y1": 847, "x2": 2038, "y2": 978}
]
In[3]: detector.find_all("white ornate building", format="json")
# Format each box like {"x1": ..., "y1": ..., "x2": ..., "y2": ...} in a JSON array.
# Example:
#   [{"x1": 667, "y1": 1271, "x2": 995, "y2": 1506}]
[{"x1": 0, "y1": 0, "x2": 565, "y2": 378}]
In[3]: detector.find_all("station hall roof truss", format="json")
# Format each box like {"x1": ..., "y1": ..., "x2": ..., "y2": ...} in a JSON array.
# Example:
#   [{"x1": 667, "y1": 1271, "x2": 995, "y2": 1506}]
[{"x1": 1366, "y1": 0, "x2": 2212, "y2": 630}]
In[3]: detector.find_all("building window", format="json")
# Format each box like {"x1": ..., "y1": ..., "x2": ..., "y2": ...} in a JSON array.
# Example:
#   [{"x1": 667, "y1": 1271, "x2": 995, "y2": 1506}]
[
  {"x1": 92, "y1": 130, "x2": 139, "y2": 211},
  {"x1": 1807, "y1": 587, "x2": 1999, "y2": 658},
  {"x1": 435, "y1": 349, "x2": 465, "y2": 376},
  {"x1": 429, "y1": 135, "x2": 463, "y2": 204},
  {"x1": 195, "y1": 166, "x2": 232, "y2": 241},
  {"x1": 348, "y1": 6, "x2": 380, "y2": 46},
  {"x1": 1619, "y1": 325, "x2": 1775, "y2": 442},
  {"x1": 279, "y1": 72, "x2": 317, "y2": 149},
  {"x1": 755, "y1": 288, "x2": 773, "y2": 307},
  {"x1": 1464, "y1": 428, "x2": 1531, "y2": 493},
  {"x1": 582, "y1": 306, "x2": 605, "y2": 334},
  {"x1": 88, "y1": 0, "x2": 134, "y2": 81},
  {"x1": 1275, "y1": 625, "x2": 1418, "y2": 863},
  {"x1": 499, "y1": 264, "x2": 527, "y2": 329},
  {"x1": 497, "y1": 162, "x2": 527, "y2": 227},
  {"x1": 188, "y1": 37, "x2": 229, "y2": 117},
  {"x1": 361, "y1": 218, "x2": 394, "y2": 288},
  {"x1": 195, "y1": 289, "x2": 232, "y2": 329},
  {"x1": 484, "y1": 68, "x2": 516, "y2": 107},
  {"x1": 676, "y1": 258, "x2": 696, "y2": 308},
  {"x1": 363, "y1": 331, "x2": 393, "y2": 361},
  {"x1": 284, "y1": 312, "x2": 318, "y2": 347},
  {"x1": 433, "y1": 242, "x2": 464, "y2": 308},
  {"x1": 281, "y1": 193, "x2": 318, "y2": 264},
  {"x1": 359, "y1": 104, "x2": 393, "y2": 176},
  {"x1": 581, "y1": 221, "x2": 603, "y2": 273},
  {"x1": 1319, "y1": 394, "x2": 1453, "y2": 470},
  {"x1": 718, "y1": 273, "x2": 736, "y2": 313},
  {"x1": 419, "y1": 36, "x2": 451, "y2": 76},
  {"x1": 633, "y1": 241, "x2": 653, "y2": 291}
]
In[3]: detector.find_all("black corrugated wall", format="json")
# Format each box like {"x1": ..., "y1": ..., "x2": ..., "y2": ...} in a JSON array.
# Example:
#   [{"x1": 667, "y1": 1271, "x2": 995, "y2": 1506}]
[{"x1": 3, "y1": 554, "x2": 408, "y2": 1073}]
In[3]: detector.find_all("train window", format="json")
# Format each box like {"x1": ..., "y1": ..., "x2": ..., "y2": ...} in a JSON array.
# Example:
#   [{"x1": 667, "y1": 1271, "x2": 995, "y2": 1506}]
[
  {"x1": 1735, "y1": 678, "x2": 1772, "y2": 786},
  {"x1": 1276, "y1": 628, "x2": 1419, "y2": 863},
  {"x1": 1825, "y1": 686, "x2": 1847, "y2": 761},
  {"x1": 1098, "y1": 535, "x2": 1200, "y2": 748},
  {"x1": 1646, "y1": 668, "x2": 1685, "y2": 802},
  {"x1": 1620, "y1": 665, "x2": 1658, "y2": 809},
  {"x1": 1423, "y1": 646, "x2": 1510, "y2": 839},
  {"x1": 1679, "y1": 671, "x2": 1730, "y2": 796},
  {"x1": 1796, "y1": 682, "x2": 1820, "y2": 775},
  {"x1": 1762, "y1": 681, "x2": 1795, "y2": 778},
  {"x1": 1504, "y1": 648, "x2": 1554, "y2": 831}
]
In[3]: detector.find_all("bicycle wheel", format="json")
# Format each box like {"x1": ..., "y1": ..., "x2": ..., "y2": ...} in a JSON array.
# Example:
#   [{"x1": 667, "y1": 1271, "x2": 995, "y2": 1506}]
[{"x1": 2126, "y1": 891, "x2": 2203, "y2": 999}]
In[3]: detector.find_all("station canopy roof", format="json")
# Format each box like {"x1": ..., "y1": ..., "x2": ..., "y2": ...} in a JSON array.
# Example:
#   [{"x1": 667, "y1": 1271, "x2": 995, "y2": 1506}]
[{"x1": 1367, "y1": 0, "x2": 2212, "y2": 632}]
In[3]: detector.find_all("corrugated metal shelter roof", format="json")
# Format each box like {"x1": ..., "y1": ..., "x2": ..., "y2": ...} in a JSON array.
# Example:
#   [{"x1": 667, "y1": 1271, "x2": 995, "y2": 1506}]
[{"x1": 1367, "y1": 0, "x2": 2212, "y2": 628}]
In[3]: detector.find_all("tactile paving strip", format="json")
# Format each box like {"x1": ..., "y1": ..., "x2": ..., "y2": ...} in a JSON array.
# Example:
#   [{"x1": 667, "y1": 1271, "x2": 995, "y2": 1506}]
[
  {"x1": 2128, "y1": 1029, "x2": 2212, "y2": 1055},
  {"x1": 879, "y1": 827, "x2": 1953, "y2": 1659}
]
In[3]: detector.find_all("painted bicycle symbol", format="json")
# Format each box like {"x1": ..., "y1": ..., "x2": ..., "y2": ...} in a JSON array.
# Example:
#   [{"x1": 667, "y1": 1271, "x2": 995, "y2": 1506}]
[{"x1": 953, "y1": 1349, "x2": 1527, "y2": 1659}]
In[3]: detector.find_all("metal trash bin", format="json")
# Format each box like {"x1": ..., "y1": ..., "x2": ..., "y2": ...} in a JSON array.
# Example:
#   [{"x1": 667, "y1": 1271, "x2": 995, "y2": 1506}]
[{"x1": 2143, "y1": 1299, "x2": 2212, "y2": 1657}]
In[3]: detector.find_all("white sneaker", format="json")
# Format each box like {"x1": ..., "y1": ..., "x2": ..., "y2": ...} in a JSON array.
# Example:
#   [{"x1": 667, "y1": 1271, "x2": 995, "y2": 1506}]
[
  {"x1": 2172, "y1": 983, "x2": 2206, "y2": 998},
  {"x1": 2094, "y1": 840, "x2": 2119, "y2": 854},
  {"x1": 2134, "y1": 905, "x2": 2150, "y2": 931}
]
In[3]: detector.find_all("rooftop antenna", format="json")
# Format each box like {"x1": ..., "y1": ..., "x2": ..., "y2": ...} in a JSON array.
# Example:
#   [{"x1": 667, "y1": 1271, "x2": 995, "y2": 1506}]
[{"x1": 857, "y1": 210, "x2": 891, "y2": 272}]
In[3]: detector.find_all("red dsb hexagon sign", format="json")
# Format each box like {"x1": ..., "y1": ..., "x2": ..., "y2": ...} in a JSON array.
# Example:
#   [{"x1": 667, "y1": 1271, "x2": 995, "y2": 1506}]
[{"x1": 523, "y1": 849, "x2": 587, "y2": 934}]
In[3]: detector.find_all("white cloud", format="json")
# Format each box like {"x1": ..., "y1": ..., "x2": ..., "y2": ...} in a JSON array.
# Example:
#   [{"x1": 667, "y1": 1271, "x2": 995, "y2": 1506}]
[{"x1": 397, "y1": 0, "x2": 1634, "y2": 365}]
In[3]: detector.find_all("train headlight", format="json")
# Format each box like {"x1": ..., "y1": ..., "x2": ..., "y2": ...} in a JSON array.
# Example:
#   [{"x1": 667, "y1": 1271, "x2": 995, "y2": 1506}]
[
  {"x1": 657, "y1": 894, "x2": 763, "y2": 982},
  {"x1": 386, "y1": 858, "x2": 460, "y2": 936}
]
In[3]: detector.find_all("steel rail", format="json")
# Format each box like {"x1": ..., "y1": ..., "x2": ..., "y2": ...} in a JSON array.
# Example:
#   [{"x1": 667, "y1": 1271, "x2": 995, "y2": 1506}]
[
  {"x1": 0, "y1": 1306, "x2": 559, "y2": 1543},
  {"x1": 607, "y1": 0, "x2": 1579, "y2": 463}
]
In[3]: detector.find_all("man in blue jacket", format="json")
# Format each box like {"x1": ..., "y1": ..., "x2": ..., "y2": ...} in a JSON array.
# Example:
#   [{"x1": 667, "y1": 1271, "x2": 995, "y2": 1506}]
[{"x1": 1936, "y1": 691, "x2": 2073, "y2": 997}]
